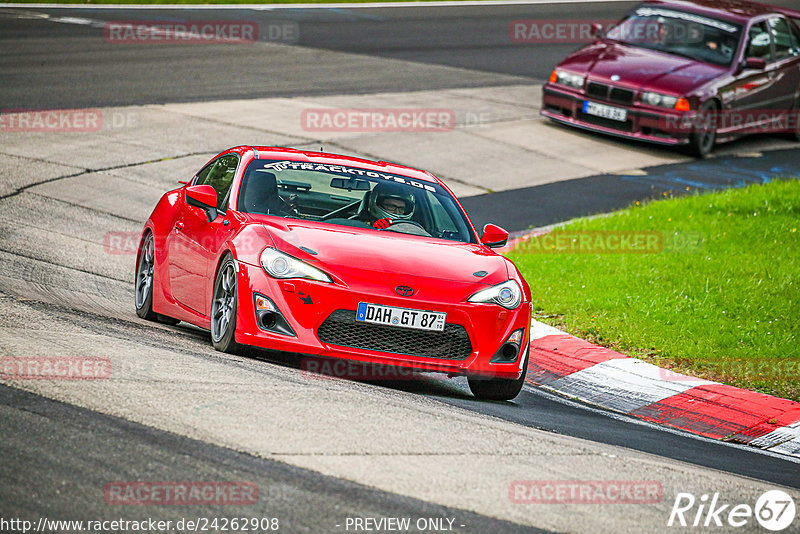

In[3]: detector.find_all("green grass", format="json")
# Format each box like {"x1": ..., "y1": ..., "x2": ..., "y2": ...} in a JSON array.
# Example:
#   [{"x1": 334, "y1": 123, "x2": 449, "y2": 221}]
[{"x1": 508, "y1": 179, "x2": 800, "y2": 401}]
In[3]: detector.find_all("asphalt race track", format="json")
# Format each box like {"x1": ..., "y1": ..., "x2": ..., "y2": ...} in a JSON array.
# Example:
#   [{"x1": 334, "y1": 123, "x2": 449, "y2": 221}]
[{"x1": 1, "y1": 2, "x2": 799, "y2": 533}]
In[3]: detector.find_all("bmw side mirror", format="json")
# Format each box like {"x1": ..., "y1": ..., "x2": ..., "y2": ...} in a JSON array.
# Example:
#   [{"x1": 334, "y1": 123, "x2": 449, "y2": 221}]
[
  {"x1": 481, "y1": 223, "x2": 509, "y2": 248},
  {"x1": 591, "y1": 23, "x2": 604, "y2": 40},
  {"x1": 743, "y1": 57, "x2": 766, "y2": 70},
  {"x1": 185, "y1": 184, "x2": 219, "y2": 222}
]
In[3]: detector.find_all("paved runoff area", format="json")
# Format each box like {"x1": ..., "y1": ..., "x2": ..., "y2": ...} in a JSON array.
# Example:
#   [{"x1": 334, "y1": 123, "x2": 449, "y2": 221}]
[{"x1": 2, "y1": 77, "x2": 800, "y2": 533}]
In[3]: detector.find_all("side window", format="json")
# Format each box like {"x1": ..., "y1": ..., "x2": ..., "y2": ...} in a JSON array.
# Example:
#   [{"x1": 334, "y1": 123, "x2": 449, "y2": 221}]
[
  {"x1": 428, "y1": 194, "x2": 457, "y2": 234},
  {"x1": 423, "y1": 191, "x2": 471, "y2": 242},
  {"x1": 768, "y1": 17, "x2": 800, "y2": 60},
  {"x1": 746, "y1": 22, "x2": 772, "y2": 61},
  {"x1": 195, "y1": 154, "x2": 239, "y2": 211}
]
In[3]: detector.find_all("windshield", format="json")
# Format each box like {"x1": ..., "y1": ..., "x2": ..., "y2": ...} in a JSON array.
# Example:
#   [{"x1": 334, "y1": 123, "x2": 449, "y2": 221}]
[
  {"x1": 237, "y1": 159, "x2": 476, "y2": 243},
  {"x1": 606, "y1": 6, "x2": 742, "y2": 66}
]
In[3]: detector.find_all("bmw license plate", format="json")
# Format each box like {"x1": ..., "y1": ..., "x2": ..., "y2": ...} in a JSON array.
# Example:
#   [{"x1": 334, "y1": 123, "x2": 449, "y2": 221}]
[
  {"x1": 583, "y1": 100, "x2": 627, "y2": 122},
  {"x1": 356, "y1": 302, "x2": 446, "y2": 332}
]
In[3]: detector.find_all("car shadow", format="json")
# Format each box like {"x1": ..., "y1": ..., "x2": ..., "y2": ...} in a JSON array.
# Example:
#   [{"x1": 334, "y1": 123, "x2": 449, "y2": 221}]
[
  {"x1": 234, "y1": 344, "x2": 482, "y2": 401},
  {"x1": 165, "y1": 322, "x2": 519, "y2": 404}
]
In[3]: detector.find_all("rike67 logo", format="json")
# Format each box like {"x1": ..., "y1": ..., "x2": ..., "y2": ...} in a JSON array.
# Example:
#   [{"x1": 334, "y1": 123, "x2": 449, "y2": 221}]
[{"x1": 668, "y1": 490, "x2": 796, "y2": 531}]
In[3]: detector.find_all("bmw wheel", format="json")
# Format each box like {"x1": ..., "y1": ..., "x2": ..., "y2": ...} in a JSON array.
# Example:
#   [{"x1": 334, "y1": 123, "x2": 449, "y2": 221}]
[
  {"x1": 687, "y1": 100, "x2": 718, "y2": 158},
  {"x1": 788, "y1": 97, "x2": 800, "y2": 142}
]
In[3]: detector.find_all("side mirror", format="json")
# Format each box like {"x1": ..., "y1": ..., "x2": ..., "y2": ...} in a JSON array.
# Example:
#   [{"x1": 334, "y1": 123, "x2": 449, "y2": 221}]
[
  {"x1": 743, "y1": 57, "x2": 766, "y2": 70},
  {"x1": 481, "y1": 223, "x2": 509, "y2": 248},
  {"x1": 591, "y1": 23, "x2": 604, "y2": 40},
  {"x1": 185, "y1": 184, "x2": 218, "y2": 222}
]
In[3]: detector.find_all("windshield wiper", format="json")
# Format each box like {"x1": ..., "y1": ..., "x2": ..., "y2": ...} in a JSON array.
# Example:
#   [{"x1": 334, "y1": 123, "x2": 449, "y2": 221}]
[{"x1": 661, "y1": 48, "x2": 702, "y2": 62}]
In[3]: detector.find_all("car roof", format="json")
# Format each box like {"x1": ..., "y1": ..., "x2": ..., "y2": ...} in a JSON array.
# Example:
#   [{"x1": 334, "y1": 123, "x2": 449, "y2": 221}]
[
  {"x1": 641, "y1": 0, "x2": 797, "y2": 24},
  {"x1": 227, "y1": 145, "x2": 439, "y2": 184}
]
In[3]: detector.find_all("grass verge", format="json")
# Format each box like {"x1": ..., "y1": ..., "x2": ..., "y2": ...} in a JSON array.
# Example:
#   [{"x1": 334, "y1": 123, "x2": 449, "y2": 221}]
[{"x1": 508, "y1": 178, "x2": 800, "y2": 401}]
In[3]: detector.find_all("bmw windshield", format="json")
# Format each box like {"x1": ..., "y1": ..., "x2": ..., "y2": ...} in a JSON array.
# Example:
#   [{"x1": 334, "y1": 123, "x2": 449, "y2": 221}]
[
  {"x1": 237, "y1": 159, "x2": 476, "y2": 243},
  {"x1": 606, "y1": 6, "x2": 743, "y2": 66}
]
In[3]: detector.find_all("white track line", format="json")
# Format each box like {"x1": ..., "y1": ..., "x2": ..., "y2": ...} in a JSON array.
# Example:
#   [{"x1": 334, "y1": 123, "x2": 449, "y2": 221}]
[
  {"x1": 523, "y1": 383, "x2": 800, "y2": 466},
  {"x1": 529, "y1": 320, "x2": 564, "y2": 341},
  {"x1": 548, "y1": 358, "x2": 715, "y2": 413}
]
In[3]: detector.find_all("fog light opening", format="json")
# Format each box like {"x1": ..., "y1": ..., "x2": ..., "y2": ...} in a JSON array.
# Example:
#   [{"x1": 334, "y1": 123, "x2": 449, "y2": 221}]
[
  {"x1": 490, "y1": 328, "x2": 525, "y2": 364},
  {"x1": 260, "y1": 311, "x2": 277, "y2": 330},
  {"x1": 501, "y1": 343, "x2": 518, "y2": 361},
  {"x1": 253, "y1": 293, "x2": 296, "y2": 337}
]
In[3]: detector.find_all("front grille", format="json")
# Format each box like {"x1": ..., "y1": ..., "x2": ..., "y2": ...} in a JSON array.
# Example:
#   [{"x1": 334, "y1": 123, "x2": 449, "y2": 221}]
[
  {"x1": 586, "y1": 82, "x2": 608, "y2": 100},
  {"x1": 318, "y1": 310, "x2": 472, "y2": 360},
  {"x1": 610, "y1": 87, "x2": 635, "y2": 105},
  {"x1": 586, "y1": 82, "x2": 635, "y2": 106}
]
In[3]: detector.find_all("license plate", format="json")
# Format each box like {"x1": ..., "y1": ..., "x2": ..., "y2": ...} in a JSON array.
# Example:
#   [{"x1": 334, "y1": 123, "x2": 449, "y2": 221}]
[
  {"x1": 356, "y1": 302, "x2": 446, "y2": 332},
  {"x1": 583, "y1": 100, "x2": 628, "y2": 122}
]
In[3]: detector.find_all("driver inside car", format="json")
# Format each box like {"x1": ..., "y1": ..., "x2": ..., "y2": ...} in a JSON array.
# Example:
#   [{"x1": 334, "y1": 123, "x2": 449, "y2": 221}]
[{"x1": 366, "y1": 183, "x2": 416, "y2": 229}]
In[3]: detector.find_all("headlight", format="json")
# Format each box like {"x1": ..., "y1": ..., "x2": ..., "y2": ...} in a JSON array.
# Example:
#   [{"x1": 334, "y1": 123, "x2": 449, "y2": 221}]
[
  {"x1": 642, "y1": 91, "x2": 679, "y2": 109},
  {"x1": 551, "y1": 69, "x2": 585, "y2": 90},
  {"x1": 260, "y1": 248, "x2": 332, "y2": 283},
  {"x1": 468, "y1": 280, "x2": 522, "y2": 310}
]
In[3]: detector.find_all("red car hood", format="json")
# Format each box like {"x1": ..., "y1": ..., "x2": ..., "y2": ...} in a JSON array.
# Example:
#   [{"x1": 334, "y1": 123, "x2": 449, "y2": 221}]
[
  {"x1": 561, "y1": 42, "x2": 725, "y2": 94},
  {"x1": 256, "y1": 219, "x2": 509, "y2": 286}
]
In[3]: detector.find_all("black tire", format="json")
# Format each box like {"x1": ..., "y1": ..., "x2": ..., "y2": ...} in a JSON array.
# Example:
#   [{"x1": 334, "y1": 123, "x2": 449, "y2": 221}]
[
  {"x1": 468, "y1": 353, "x2": 528, "y2": 401},
  {"x1": 210, "y1": 254, "x2": 241, "y2": 353},
  {"x1": 788, "y1": 98, "x2": 800, "y2": 142},
  {"x1": 134, "y1": 232, "x2": 179, "y2": 325},
  {"x1": 686, "y1": 100, "x2": 718, "y2": 158}
]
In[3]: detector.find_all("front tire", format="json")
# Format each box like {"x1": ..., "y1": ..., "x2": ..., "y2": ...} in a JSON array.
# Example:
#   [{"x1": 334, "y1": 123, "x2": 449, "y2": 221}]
[
  {"x1": 211, "y1": 254, "x2": 241, "y2": 353},
  {"x1": 468, "y1": 353, "x2": 528, "y2": 401},
  {"x1": 135, "y1": 231, "x2": 179, "y2": 325},
  {"x1": 788, "y1": 97, "x2": 800, "y2": 142},
  {"x1": 686, "y1": 100, "x2": 718, "y2": 158}
]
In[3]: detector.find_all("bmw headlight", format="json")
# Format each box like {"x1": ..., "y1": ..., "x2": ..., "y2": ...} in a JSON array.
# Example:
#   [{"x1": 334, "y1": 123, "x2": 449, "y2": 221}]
[
  {"x1": 551, "y1": 69, "x2": 585, "y2": 90},
  {"x1": 260, "y1": 248, "x2": 332, "y2": 283},
  {"x1": 468, "y1": 280, "x2": 522, "y2": 310},
  {"x1": 642, "y1": 91, "x2": 679, "y2": 108}
]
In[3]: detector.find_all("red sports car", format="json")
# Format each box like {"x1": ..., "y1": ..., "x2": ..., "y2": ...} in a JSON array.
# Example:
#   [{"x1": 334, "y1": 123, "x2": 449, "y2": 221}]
[
  {"x1": 135, "y1": 146, "x2": 532, "y2": 400},
  {"x1": 542, "y1": 0, "x2": 800, "y2": 157}
]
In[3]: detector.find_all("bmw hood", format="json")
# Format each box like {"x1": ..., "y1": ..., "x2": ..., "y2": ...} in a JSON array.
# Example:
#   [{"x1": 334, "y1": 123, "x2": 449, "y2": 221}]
[{"x1": 560, "y1": 42, "x2": 724, "y2": 94}]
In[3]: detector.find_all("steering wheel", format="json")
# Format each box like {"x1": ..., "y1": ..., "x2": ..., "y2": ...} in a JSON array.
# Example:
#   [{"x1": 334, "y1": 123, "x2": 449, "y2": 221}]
[{"x1": 385, "y1": 220, "x2": 432, "y2": 237}]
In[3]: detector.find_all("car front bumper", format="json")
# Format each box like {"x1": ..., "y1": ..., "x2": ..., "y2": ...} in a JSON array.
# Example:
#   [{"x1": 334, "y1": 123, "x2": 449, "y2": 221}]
[
  {"x1": 541, "y1": 84, "x2": 692, "y2": 146},
  {"x1": 233, "y1": 260, "x2": 532, "y2": 380}
]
